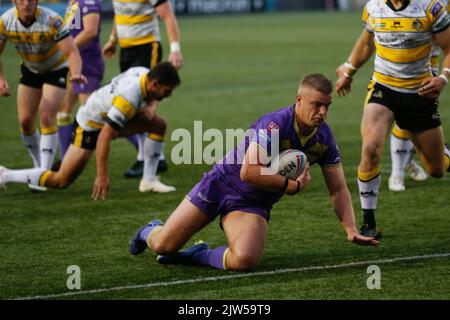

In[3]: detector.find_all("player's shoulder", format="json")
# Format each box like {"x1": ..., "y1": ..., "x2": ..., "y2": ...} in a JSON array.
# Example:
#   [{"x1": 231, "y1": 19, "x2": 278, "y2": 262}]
[
  {"x1": 1, "y1": 7, "x2": 17, "y2": 23},
  {"x1": 126, "y1": 66, "x2": 150, "y2": 77},
  {"x1": 255, "y1": 106, "x2": 293, "y2": 130}
]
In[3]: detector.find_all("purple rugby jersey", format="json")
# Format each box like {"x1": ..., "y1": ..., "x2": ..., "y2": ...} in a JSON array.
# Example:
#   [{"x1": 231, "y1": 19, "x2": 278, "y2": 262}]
[
  {"x1": 213, "y1": 105, "x2": 342, "y2": 206},
  {"x1": 65, "y1": 0, "x2": 104, "y2": 77}
]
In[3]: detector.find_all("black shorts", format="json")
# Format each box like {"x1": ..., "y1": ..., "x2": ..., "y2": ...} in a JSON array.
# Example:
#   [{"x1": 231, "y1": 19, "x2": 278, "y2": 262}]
[
  {"x1": 19, "y1": 64, "x2": 69, "y2": 89},
  {"x1": 119, "y1": 42, "x2": 162, "y2": 72},
  {"x1": 71, "y1": 120, "x2": 100, "y2": 150},
  {"x1": 366, "y1": 81, "x2": 441, "y2": 132}
]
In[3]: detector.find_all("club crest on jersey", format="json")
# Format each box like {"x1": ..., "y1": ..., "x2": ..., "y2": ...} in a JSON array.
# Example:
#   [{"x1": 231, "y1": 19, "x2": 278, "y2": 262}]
[
  {"x1": 412, "y1": 19, "x2": 423, "y2": 31},
  {"x1": 267, "y1": 122, "x2": 279, "y2": 132}
]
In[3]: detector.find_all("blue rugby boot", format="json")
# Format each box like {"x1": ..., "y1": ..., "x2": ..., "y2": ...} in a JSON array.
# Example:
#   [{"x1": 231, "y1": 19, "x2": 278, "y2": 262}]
[
  {"x1": 157, "y1": 241, "x2": 209, "y2": 265},
  {"x1": 129, "y1": 219, "x2": 163, "y2": 255}
]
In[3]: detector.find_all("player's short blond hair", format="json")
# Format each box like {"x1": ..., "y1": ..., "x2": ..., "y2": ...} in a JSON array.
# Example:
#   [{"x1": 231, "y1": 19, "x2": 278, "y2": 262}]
[{"x1": 300, "y1": 74, "x2": 333, "y2": 95}]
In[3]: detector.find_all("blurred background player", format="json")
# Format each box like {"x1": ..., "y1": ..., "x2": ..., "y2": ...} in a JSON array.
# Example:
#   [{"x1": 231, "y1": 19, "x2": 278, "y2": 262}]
[
  {"x1": 0, "y1": 63, "x2": 181, "y2": 198},
  {"x1": 54, "y1": 0, "x2": 105, "y2": 166},
  {"x1": 129, "y1": 74, "x2": 379, "y2": 271},
  {"x1": 388, "y1": 1, "x2": 450, "y2": 191},
  {"x1": 336, "y1": 0, "x2": 450, "y2": 238},
  {"x1": 0, "y1": 0, "x2": 86, "y2": 176},
  {"x1": 102, "y1": 0, "x2": 183, "y2": 178}
]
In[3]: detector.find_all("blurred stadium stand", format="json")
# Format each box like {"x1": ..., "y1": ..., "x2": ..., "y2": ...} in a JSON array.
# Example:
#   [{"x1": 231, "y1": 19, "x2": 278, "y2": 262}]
[{"x1": 0, "y1": 0, "x2": 367, "y2": 16}]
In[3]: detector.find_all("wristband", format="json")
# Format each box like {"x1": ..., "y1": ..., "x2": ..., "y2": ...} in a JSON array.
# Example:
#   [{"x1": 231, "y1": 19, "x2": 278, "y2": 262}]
[
  {"x1": 344, "y1": 61, "x2": 358, "y2": 71},
  {"x1": 170, "y1": 41, "x2": 181, "y2": 52},
  {"x1": 343, "y1": 72, "x2": 353, "y2": 79},
  {"x1": 438, "y1": 74, "x2": 448, "y2": 84},
  {"x1": 282, "y1": 176, "x2": 290, "y2": 193}
]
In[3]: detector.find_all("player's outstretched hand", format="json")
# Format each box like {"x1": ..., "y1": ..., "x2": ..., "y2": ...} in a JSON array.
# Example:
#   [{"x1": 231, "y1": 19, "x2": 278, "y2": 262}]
[
  {"x1": 92, "y1": 176, "x2": 110, "y2": 201},
  {"x1": 102, "y1": 40, "x2": 117, "y2": 59},
  {"x1": 70, "y1": 74, "x2": 88, "y2": 85},
  {"x1": 168, "y1": 51, "x2": 184, "y2": 70},
  {"x1": 0, "y1": 78, "x2": 10, "y2": 96},
  {"x1": 347, "y1": 231, "x2": 380, "y2": 247}
]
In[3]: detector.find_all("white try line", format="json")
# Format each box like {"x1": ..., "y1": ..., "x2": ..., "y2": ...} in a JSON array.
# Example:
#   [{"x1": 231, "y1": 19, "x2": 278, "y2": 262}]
[{"x1": 14, "y1": 252, "x2": 450, "y2": 300}]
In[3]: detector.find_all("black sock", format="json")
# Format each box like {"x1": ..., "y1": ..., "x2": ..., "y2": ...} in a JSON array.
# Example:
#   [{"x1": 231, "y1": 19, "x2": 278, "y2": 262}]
[{"x1": 362, "y1": 209, "x2": 376, "y2": 229}]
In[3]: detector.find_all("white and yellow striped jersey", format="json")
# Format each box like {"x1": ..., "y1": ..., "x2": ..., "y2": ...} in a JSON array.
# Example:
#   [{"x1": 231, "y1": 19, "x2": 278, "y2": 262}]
[
  {"x1": 430, "y1": 1, "x2": 449, "y2": 74},
  {"x1": 112, "y1": 0, "x2": 166, "y2": 48},
  {"x1": 0, "y1": 6, "x2": 70, "y2": 73},
  {"x1": 76, "y1": 67, "x2": 150, "y2": 131},
  {"x1": 363, "y1": 0, "x2": 450, "y2": 92}
]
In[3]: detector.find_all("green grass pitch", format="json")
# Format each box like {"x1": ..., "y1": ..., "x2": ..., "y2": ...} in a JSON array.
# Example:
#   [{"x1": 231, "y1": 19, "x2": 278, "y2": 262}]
[{"x1": 0, "y1": 11, "x2": 449, "y2": 300}]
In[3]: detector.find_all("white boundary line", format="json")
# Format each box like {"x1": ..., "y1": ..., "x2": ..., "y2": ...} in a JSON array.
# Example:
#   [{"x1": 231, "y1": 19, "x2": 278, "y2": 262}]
[{"x1": 14, "y1": 252, "x2": 450, "y2": 300}]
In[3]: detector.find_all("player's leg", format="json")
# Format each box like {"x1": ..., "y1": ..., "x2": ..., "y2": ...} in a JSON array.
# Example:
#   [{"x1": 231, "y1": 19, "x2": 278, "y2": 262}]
[
  {"x1": 130, "y1": 197, "x2": 211, "y2": 255},
  {"x1": 0, "y1": 144, "x2": 92, "y2": 189},
  {"x1": 389, "y1": 124, "x2": 427, "y2": 192},
  {"x1": 58, "y1": 82, "x2": 77, "y2": 161},
  {"x1": 119, "y1": 113, "x2": 174, "y2": 192},
  {"x1": 389, "y1": 124, "x2": 410, "y2": 191},
  {"x1": 17, "y1": 84, "x2": 42, "y2": 168},
  {"x1": 220, "y1": 211, "x2": 268, "y2": 270},
  {"x1": 358, "y1": 102, "x2": 394, "y2": 237},
  {"x1": 156, "y1": 210, "x2": 268, "y2": 271},
  {"x1": 409, "y1": 126, "x2": 449, "y2": 178},
  {"x1": 39, "y1": 84, "x2": 66, "y2": 169}
]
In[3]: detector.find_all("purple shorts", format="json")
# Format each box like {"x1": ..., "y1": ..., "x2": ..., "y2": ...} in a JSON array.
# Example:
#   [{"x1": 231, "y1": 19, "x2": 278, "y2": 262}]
[
  {"x1": 187, "y1": 171, "x2": 272, "y2": 222},
  {"x1": 72, "y1": 74, "x2": 102, "y2": 94}
]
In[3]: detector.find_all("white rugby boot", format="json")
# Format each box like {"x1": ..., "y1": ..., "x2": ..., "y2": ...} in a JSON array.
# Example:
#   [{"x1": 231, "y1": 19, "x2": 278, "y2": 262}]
[
  {"x1": 139, "y1": 177, "x2": 176, "y2": 193},
  {"x1": 405, "y1": 160, "x2": 427, "y2": 181},
  {"x1": 388, "y1": 176, "x2": 405, "y2": 192}
]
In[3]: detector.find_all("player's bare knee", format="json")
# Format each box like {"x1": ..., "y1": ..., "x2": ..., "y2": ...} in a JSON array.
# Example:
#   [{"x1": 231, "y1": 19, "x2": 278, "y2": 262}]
[
  {"x1": 429, "y1": 168, "x2": 444, "y2": 179},
  {"x1": 149, "y1": 239, "x2": 179, "y2": 255},
  {"x1": 148, "y1": 115, "x2": 167, "y2": 136},
  {"x1": 231, "y1": 252, "x2": 260, "y2": 271}
]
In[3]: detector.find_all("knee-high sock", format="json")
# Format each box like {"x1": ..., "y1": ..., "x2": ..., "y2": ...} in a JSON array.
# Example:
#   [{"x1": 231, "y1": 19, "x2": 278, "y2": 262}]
[
  {"x1": 159, "y1": 142, "x2": 166, "y2": 161},
  {"x1": 57, "y1": 112, "x2": 72, "y2": 160},
  {"x1": 190, "y1": 246, "x2": 228, "y2": 270},
  {"x1": 20, "y1": 130, "x2": 41, "y2": 168},
  {"x1": 40, "y1": 128, "x2": 59, "y2": 169},
  {"x1": 137, "y1": 133, "x2": 147, "y2": 162},
  {"x1": 358, "y1": 167, "x2": 381, "y2": 211},
  {"x1": 390, "y1": 134, "x2": 411, "y2": 178},
  {"x1": 3, "y1": 168, "x2": 49, "y2": 186},
  {"x1": 127, "y1": 134, "x2": 139, "y2": 150},
  {"x1": 143, "y1": 135, "x2": 164, "y2": 181}
]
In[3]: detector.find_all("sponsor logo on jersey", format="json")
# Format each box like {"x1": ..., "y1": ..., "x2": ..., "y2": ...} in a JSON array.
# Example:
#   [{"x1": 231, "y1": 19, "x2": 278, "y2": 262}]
[
  {"x1": 267, "y1": 122, "x2": 279, "y2": 132},
  {"x1": 431, "y1": 1, "x2": 443, "y2": 17}
]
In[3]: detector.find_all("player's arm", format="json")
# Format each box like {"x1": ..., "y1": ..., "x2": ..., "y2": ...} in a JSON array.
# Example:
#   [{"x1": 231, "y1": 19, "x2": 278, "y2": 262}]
[
  {"x1": 0, "y1": 39, "x2": 10, "y2": 96},
  {"x1": 103, "y1": 22, "x2": 118, "y2": 58},
  {"x1": 336, "y1": 30, "x2": 374, "y2": 96},
  {"x1": 419, "y1": 26, "x2": 450, "y2": 98},
  {"x1": 73, "y1": 13, "x2": 100, "y2": 48},
  {"x1": 321, "y1": 165, "x2": 379, "y2": 246},
  {"x1": 57, "y1": 36, "x2": 87, "y2": 84},
  {"x1": 156, "y1": 1, "x2": 183, "y2": 69},
  {"x1": 240, "y1": 143, "x2": 311, "y2": 195},
  {"x1": 92, "y1": 123, "x2": 120, "y2": 200}
]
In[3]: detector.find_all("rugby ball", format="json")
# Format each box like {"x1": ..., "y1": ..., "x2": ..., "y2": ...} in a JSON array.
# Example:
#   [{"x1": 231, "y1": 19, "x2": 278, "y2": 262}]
[{"x1": 277, "y1": 149, "x2": 307, "y2": 179}]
